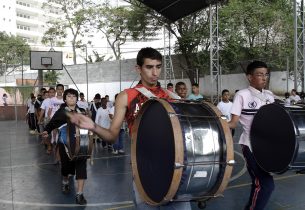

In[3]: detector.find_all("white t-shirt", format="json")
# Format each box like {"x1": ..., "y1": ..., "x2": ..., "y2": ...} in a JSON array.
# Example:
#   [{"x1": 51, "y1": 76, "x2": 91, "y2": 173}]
[
  {"x1": 27, "y1": 100, "x2": 35, "y2": 114},
  {"x1": 40, "y1": 98, "x2": 51, "y2": 118},
  {"x1": 217, "y1": 101, "x2": 233, "y2": 121},
  {"x1": 107, "y1": 101, "x2": 113, "y2": 109},
  {"x1": 77, "y1": 100, "x2": 89, "y2": 110},
  {"x1": 230, "y1": 86, "x2": 274, "y2": 151},
  {"x1": 289, "y1": 94, "x2": 301, "y2": 103},
  {"x1": 49, "y1": 97, "x2": 64, "y2": 118},
  {"x1": 95, "y1": 107, "x2": 111, "y2": 129}
]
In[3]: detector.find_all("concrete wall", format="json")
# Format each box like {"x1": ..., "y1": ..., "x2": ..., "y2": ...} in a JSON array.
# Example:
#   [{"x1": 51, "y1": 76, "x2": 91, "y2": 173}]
[{"x1": 0, "y1": 59, "x2": 294, "y2": 101}]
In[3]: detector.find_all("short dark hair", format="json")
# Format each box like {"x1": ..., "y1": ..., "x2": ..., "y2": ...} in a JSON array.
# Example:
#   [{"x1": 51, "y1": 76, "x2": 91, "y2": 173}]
[
  {"x1": 222, "y1": 89, "x2": 229, "y2": 95},
  {"x1": 191, "y1": 83, "x2": 199, "y2": 87},
  {"x1": 167, "y1": 83, "x2": 173, "y2": 88},
  {"x1": 63, "y1": 88, "x2": 78, "y2": 101},
  {"x1": 79, "y1": 92, "x2": 84, "y2": 96},
  {"x1": 175, "y1": 81, "x2": 186, "y2": 89},
  {"x1": 56, "y1": 83, "x2": 64, "y2": 89},
  {"x1": 136, "y1": 47, "x2": 162, "y2": 66},
  {"x1": 94, "y1": 93, "x2": 101, "y2": 99},
  {"x1": 246, "y1": 60, "x2": 268, "y2": 75}
]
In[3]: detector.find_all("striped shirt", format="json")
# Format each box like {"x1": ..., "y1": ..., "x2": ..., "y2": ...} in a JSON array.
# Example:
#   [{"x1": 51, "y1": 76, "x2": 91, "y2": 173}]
[{"x1": 231, "y1": 86, "x2": 274, "y2": 150}]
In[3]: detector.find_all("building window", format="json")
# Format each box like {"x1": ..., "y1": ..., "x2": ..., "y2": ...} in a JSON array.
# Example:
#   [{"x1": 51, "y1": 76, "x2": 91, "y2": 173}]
[{"x1": 17, "y1": 24, "x2": 31, "y2": 31}]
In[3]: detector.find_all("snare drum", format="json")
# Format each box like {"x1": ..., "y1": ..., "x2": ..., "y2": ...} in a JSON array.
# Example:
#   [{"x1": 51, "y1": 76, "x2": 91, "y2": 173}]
[
  {"x1": 251, "y1": 103, "x2": 305, "y2": 174},
  {"x1": 131, "y1": 99, "x2": 234, "y2": 206}
]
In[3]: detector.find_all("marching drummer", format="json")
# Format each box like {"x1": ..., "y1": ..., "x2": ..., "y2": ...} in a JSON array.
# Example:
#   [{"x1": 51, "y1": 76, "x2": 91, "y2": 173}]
[
  {"x1": 228, "y1": 61, "x2": 275, "y2": 210},
  {"x1": 42, "y1": 88, "x2": 88, "y2": 205},
  {"x1": 68, "y1": 47, "x2": 191, "y2": 209}
]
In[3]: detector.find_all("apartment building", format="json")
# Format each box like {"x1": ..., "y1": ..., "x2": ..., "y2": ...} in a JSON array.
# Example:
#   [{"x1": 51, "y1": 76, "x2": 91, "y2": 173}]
[{"x1": 0, "y1": 0, "x2": 61, "y2": 49}]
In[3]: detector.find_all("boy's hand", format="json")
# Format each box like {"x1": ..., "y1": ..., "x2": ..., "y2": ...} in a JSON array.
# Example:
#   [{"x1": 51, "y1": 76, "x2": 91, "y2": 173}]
[{"x1": 41, "y1": 131, "x2": 49, "y2": 138}]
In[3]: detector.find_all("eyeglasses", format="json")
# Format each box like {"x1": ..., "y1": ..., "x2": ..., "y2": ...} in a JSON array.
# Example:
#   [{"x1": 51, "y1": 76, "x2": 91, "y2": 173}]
[{"x1": 252, "y1": 73, "x2": 270, "y2": 78}]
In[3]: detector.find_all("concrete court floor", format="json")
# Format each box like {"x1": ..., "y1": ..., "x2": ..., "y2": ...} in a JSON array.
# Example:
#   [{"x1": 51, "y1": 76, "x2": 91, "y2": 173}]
[{"x1": 0, "y1": 121, "x2": 305, "y2": 210}]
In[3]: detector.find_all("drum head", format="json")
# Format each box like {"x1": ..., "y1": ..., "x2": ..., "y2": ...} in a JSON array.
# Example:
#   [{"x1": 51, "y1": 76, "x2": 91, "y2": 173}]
[
  {"x1": 132, "y1": 99, "x2": 184, "y2": 205},
  {"x1": 136, "y1": 100, "x2": 175, "y2": 203},
  {"x1": 251, "y1": 103, "x2": 296, "y2": 173}
]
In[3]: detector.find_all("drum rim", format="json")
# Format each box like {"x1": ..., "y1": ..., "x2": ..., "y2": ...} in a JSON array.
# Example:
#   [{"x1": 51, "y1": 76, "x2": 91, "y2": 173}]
[
  {"x1": 201, "y1": 102, "x2": 234, "y2": 198},
  {"x1": 131, "y1": 98, "x2": 184, "y2": 205}
]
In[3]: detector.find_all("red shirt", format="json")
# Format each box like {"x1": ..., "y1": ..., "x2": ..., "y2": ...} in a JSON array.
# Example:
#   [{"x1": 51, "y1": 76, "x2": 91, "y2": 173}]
[{"x1": 124, "y1": 82, "x2": 170, "y2": 135}]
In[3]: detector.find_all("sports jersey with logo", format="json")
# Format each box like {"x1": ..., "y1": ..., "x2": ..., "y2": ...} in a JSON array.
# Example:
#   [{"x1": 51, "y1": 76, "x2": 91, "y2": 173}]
[{"x1": 230, "y1": 86, "x2": 274, "y2": 150}]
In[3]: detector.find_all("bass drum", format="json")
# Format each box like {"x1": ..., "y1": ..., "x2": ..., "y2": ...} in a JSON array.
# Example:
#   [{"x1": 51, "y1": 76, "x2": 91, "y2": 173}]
[
  {"x1": 59, "y1": 126, "x2": 94, "y2": 160},
  {"x1": 74, "y1": 128, "x2": 94, "y2": 159},
  {"x1": 251, "y1": 103, "x2": 305, "y2": 174},
  {"x1": 131, "y1": 99, "x2": 234, "y2": 206}
]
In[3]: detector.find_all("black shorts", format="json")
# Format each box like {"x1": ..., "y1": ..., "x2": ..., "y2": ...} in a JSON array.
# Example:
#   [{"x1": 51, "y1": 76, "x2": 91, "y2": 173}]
[{"x1": 58, "y1": 142, "x2": 87, "y2": 180}]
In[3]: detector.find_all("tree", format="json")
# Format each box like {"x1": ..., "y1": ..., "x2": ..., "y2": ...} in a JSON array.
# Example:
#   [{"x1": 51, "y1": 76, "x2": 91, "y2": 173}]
[
  {"x1": 219, "y1": 0, "x2": 294, "y2": 72},
  {"x1": 126, "y1": 0, "x2": 294, "y2": 83},
  {"x1": 42, "y1": 0, "x2": 94, "y2": 64},
  {"x1": 0, "y1": 32, "x2": 30, "y2": 76},
  {"x1": 93, "y1": 4, "x2": 130, "y2": 60},
  {"x1": 44, "y1": 70, "x2": 62, "y2": 85},
  {"x1": 126, "y1": 1, "x2": 213, "y2": 84},
  {"x1": 92, "y1": 2, "x2": 160, "y2": 60}
]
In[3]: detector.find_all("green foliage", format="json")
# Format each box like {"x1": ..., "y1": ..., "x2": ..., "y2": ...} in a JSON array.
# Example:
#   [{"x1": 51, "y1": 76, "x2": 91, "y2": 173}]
[
  {"x1": 126, "y1": 0, "x2": 294, "y2": 82},
  {"x1": 44, "y1": 70, "x2": 62, "y2": 85},
  {"x1": 0, "y1": 32, "x2": 30, "y2": 75},
  {"x1": 219, "y1": 0, "x2": 294, "y2": 73},
  {"x1": 86, "y1": 50, "x2": 107, "y2": 63},
  {"x1": 42, "y1": 0, "x2": 94, "y2": 64}
]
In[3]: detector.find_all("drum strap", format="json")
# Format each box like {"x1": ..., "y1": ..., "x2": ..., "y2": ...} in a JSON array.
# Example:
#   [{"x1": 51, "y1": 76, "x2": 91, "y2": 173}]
[
  {"x1": 92, "y1": 102, "x2": 98, "y2": 112},
  {"x1": 63, "y1": 107, "x2": 82, "y2": 160},
  {"x1": 135, "y1": 87, "x2": 181, "y2": 99}
]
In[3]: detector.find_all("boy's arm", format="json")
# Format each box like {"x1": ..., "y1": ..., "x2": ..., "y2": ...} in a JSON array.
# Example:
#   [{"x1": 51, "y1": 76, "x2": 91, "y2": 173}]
[
  {"x1": 69, "y1": 91, "x2": 127, "y2": 142},
  {"x1": 228, "y1": 114, "x2": 239, "y2": 129},
  {"x1": 44, "y1": 108, "x2": 66, "y2": 134}
]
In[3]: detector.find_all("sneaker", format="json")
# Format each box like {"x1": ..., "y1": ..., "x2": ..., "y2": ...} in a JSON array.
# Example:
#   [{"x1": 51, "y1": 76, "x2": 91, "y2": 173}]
[
  {"x1": 76, "y1": 193, "x2": 87, "y2": 205},
  {"x1": 112, "y1": 150, "x2": 118, "y2": 155},
  {"x1": 62, "y1": 183, "x2": 70, "y2": 194},
  {"x1": 107, "y1": 145, "x2": 113, "y2": 151},
  {"x1": 118, "y1": 149, "x2": 125, "y2": 154},
  {"x1": 29, "y1": 130, "x2": 36, "y2": 134}
]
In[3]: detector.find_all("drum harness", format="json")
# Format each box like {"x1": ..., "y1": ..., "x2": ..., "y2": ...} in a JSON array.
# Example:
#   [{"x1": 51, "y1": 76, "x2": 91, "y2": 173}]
[{"x1": 136, "y1": 87, "x2": 226, "y2": 120}]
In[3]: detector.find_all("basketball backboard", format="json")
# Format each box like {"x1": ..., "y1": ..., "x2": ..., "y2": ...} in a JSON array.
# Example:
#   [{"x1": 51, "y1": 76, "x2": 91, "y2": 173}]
[{"x1": 30, "y1": 51, "x2": 63, "y2": 70}]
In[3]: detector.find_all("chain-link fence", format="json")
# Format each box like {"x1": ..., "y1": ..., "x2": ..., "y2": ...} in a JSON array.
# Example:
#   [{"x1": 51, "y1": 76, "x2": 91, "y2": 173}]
[{"x1": 0, "y1": 85, "x2": 41, "y2": 121}]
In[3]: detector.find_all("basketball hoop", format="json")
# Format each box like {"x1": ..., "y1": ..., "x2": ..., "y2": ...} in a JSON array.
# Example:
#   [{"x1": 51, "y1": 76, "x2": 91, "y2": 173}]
[
  {"x1": 30, "y1": 51, "x2": 63, "y2": 70},
  {"x1": 43, "y1": 64, "x2": 50, "y2": 70}
]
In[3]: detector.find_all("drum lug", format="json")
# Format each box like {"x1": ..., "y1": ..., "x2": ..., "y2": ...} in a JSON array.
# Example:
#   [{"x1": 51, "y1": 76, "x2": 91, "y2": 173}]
[
  {"x1": 227, "y1": 160, "x2": 235, "y2": 166},
  {"x1": 174, "y1": 162, "x2": 185, "y2": 169},
  {"x1": 168, "y1": 112, "x2": 176, "y2": 118}
]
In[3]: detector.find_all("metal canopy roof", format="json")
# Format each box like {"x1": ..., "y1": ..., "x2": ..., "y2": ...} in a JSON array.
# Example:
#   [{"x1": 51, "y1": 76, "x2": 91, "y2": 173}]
[{"x1": 137, "y1": 0, "x2": 223, "y2": 22}]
